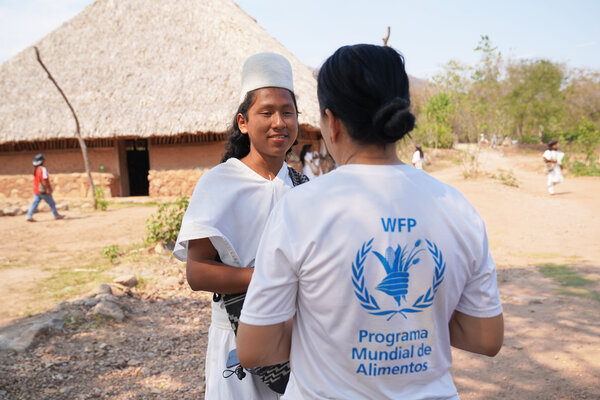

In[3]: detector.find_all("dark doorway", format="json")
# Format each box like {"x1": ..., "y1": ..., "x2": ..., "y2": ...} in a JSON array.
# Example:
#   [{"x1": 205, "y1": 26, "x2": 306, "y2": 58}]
[{"x1": 125, "y1": 139, "x2": 149, "y2": 196}]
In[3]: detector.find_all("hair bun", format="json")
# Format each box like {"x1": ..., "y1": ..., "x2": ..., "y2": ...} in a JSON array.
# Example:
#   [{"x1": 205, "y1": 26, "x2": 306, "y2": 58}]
[{"x1": 372, "y1": 97, "x2": 415, "y2": 143}]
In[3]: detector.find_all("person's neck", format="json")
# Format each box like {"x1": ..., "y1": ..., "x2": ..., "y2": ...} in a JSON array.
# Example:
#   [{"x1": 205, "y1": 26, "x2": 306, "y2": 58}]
[
  {"x1": 241, "y1": 152, "x2": 285, "y2": 180},
  {"x1": 338, "y1": 143, "x2": 402, "y2": 166}
]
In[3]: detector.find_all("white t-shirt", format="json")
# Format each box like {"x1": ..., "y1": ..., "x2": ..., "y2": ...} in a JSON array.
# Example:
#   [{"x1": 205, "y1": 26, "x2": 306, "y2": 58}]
[
  {"x1": 174, "y1": 158, "x2": 295, "y2": 400},
  {"x1": 241, "y1": 164, "x2": 502, "y2": 400}
]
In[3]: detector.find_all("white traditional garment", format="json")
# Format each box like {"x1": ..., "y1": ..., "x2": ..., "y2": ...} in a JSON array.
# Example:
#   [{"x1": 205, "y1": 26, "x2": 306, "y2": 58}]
[
  {"x1": 543, "y1": 149, "x2": 564, "y2": 194},
  {"x1": 241, "y1": 164, "x2": 502, "y2": 400},
  {"x1": 174, "y1": 157, "x2": 295, "y2": 400},
  {"x1": 302, "y1": 151, "x2": 321, "y2": 180},
  {"x1": 412, "y1": 150, "x2": 425, "y2": 170}
]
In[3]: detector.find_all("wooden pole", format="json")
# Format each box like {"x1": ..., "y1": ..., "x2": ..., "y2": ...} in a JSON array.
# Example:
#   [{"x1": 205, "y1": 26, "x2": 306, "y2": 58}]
[
  {"x1": 34, "y1": 46, "x2": 97, "y2": 209},
  {"x1": 382, "y1": 26, "x2": 391, "y2": 47}
]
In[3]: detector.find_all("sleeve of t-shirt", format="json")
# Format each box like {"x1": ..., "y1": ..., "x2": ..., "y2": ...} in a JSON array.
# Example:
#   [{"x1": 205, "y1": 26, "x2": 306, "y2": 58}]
[
  {"x1": 455, "y1": 229, "x2": 503, "y2": 318},
  {"x1": 41, "y1": 167, "x2": 48, "y2": 179},
  {"x1": 240, "y1": 204, "x2": 298, "y2": 326}
]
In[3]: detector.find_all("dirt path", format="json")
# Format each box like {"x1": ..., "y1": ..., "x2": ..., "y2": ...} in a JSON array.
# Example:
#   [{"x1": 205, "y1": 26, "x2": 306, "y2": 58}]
[
  {"x1": 0, "y1": 147, "x2": 599, "y2": 399},
  {"x1": 0, "y1": 206, "x2": 155, "y2": 324}
]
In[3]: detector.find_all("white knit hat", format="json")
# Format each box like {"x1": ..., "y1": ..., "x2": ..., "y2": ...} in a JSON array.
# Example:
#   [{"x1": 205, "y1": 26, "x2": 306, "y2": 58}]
[{"x1": 240, "y1": 52, "x2": 294, "y2": 101}]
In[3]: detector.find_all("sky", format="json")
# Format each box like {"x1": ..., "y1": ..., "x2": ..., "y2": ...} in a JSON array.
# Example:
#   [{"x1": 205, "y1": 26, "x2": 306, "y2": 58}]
[{"x1": 1, "y1": 0, "x2": 599, "y2": 79}]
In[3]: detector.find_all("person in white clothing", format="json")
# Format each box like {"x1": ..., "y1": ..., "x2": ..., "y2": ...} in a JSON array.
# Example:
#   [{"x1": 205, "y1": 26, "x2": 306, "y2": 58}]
[
  {"x1": 412, "y1": 145, "x2": 425, "y2": 170},
  {"x1": 237, "y1": 44, "x2": 504, "y2": 400},
  {"x1": 543, "y1": 139, "x2": 564, "y2": 195},
  {"x1": 173, "y1": 52, "x2": 308, "y2": 399}
]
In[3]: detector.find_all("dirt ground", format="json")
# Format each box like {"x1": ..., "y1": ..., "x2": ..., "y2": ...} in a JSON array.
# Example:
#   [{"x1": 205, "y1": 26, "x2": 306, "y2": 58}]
[{"x1": 0, "y1": 146, "x2": 599, "y2": 399}]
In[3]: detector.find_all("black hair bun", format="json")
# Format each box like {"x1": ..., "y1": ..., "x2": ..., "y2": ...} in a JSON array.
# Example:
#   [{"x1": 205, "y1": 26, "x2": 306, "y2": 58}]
[{"x1": 372, "y1": 97, "x2": 415, "y2": 143}]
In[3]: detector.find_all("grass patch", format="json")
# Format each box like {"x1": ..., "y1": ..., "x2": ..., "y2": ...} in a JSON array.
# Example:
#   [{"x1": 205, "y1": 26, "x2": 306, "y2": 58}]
[
  {"x1": 36, "y1": 263, "x2": 113, "y2": 301},
  {"x1": 490, "y1": 169, "x2": 519, "y2": 187},
  {"x1": 108, "y1": 200, "x2": 158, "y2": 209},
  {"x1": 556, "y1": 288, "x2": 600, "y2": 302},
  {"x1": 538, "y1": 263, "x2": 599, "y2": 302}
]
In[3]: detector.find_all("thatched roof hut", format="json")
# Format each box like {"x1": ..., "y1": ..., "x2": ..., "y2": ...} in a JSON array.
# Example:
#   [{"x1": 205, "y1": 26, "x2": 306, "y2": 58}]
[{"x1": 0, "y1": 0, "x2": 320, "y2": 197}]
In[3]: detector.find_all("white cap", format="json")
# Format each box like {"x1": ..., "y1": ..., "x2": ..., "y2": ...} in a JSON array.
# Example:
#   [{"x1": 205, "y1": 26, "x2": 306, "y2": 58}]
[{"x1": 240, "y1": 52, "x2": 294, "y2": 102}]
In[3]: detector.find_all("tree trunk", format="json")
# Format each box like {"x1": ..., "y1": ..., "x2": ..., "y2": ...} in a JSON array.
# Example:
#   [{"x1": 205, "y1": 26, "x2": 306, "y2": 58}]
[{"x1": 34, "y1": 47, "x2": 97, "y2": 209}]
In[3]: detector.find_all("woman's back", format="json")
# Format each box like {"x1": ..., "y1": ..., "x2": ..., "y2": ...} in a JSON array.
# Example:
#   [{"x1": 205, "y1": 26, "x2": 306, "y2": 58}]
[{"x1": 243, "y1": 164, "x2": 500, "y2": 398}]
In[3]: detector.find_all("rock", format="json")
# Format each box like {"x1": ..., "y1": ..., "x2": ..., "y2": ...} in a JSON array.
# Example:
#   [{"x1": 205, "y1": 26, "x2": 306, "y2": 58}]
[
  {"x1": 94, "y1": 293, "x2": 121, "y2": 305},
  {"x1": 114, "y1": 275, "x2": 137, "y2": 288},
  {"x1": 513, "y1": 296, "x2": 545, "y2": 305},
  {"x1": 88, "y1": 284, "x2": 113, "y2": 297},
  {"x1": 165, "y1": 276, "x2": 181, "y2": 288},
  {"x1": 83, "y1": 297, "x2": 101, "y2": 307},
  {"x1": 108, "y1": 283, "x2": 127, "y2": 297},
  {"x1": 0, "y1": 313, "x2": 65, "y2": 353},
  {"x1": 91, "y1": 301, "x2": 124, "y2": 321},
  {"x1": 2, "y1": 206, "x2": 20, "y2": 216},
  {"x1": 154, "y1": 242, "x2": 169, "y2": 254}
]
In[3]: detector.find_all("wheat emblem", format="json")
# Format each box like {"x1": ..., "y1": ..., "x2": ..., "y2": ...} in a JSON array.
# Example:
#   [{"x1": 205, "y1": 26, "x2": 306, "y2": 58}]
[{"x1": 352, "y1": 238, "x2": 445, "y2": 320}]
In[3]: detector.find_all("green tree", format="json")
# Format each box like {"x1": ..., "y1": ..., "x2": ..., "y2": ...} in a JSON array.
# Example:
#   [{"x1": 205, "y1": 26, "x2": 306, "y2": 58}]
[
  {"x1": 503, "y1": 59, "x2": 566, "y2": 143},
  {"x1": 419, "y1": 92, "x2": 455, "y2": 148}
]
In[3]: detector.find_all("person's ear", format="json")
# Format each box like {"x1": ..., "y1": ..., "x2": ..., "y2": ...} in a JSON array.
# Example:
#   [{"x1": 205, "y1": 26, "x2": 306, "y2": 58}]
[
  {"x1": 237, "y1": 113, "x2": 248, "y2": 134},
  {"x1": 325, "y1": 109, "x2": 343, "y2": 144}
]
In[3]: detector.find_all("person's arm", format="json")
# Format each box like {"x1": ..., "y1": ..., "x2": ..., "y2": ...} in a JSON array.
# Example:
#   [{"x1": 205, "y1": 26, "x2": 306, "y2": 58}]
[
  {"x1": 449, "y1": 310, "x2": 503, "y2": 356},
  {"x1": 237, "y1": 318, "x2": 293, "y2": 368},
  {"x1": 186, "y1": 238, "x2": 253, "y2": 293},
  {"x1": 42, "y1": 178, "x2": 51, "y2": 194}
]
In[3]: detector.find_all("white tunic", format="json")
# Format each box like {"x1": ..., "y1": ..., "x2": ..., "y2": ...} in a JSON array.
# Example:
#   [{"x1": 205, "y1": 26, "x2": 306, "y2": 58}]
[
  {"x1": 543, "y1": 149, "x2": 564, "y2": 183},
  {"x1": 412, "y1": 150, "x2": 425, "y2": 170},
  {"x1": 241, "y1": 164, "x2": 502, "y2": 400},
  {"x1": 174, "y1": 158, "x2": 294, "y2": 399}
]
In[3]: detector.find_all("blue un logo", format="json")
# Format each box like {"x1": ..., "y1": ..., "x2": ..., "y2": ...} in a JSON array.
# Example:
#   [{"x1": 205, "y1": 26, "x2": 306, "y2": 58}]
[{"x1": 352, "y1": 238, "x2": 446, "y2": 320}]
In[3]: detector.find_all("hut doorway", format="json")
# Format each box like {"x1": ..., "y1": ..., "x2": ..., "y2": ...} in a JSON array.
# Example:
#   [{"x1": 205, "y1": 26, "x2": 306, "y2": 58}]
[{"x1": 125, "y1": 139, "x2": 150, "y2": 196}]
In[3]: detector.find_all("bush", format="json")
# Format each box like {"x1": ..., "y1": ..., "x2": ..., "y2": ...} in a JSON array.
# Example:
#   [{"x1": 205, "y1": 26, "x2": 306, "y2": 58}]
[
  {"x1": 94, "y1": 186, "x2": 109, "y2": 211},
  {"x1": 145, "y1": 196, "x2": 189, "y2": 246},
  {"x1": 569, "y1": 161, "x2": 600, "y2": 176},
  {"x1": 102, "y1": 244, "x2": 121, "y2": 263},
  {"x1": 490, "y1": 168, "x2": 519, "y2": 187}
]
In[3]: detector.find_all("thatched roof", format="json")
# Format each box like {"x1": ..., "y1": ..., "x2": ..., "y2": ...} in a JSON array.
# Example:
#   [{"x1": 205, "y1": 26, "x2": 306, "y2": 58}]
[{"x1": 0, "y1": 0, "x2": 320, "y2": 145}]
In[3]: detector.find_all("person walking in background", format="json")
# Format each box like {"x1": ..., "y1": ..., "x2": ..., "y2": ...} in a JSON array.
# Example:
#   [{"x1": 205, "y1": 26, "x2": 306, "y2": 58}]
[
  {"x1": 237, "y1": 44, "x2": 503, "y2": 399},
  {"x1": 173, "y1": 52, "x2": 308, "y2": 399},
  {"x1": 543, "y1": 139, "x2": 564, "y2": 195},
  {"x1": 26, "y1": 153, "x2": 64, "y2": 222},
  {"x1": 299, "y1": 143, "x2": 320, "y2": 179},
  {"x1": 412, "y1": 144, "x2": 425, "y2": 169}
]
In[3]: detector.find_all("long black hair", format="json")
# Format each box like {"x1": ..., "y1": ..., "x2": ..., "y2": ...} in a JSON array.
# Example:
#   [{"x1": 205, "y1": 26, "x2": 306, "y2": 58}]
[
  {"x1": 317, "y1": 44, "x2": 415, "y2": 145},
  {"x1": 221, "y1": 89, "x2": 300, "y2": 162}
]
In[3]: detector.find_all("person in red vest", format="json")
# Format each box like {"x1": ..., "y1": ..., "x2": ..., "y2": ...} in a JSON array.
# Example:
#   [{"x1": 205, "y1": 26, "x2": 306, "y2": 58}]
[{"x1": 26, "y1": 153, "x2": 64, "y2": 222}]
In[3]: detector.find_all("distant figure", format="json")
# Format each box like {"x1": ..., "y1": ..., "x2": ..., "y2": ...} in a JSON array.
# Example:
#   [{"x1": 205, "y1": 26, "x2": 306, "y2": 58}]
[
  {"x1": 492, "y1": 134, "x2": 498, "y2": 149},
  {"x1": 26, "y1": 154, "x2": 64, "y2": 222},
  {"x1": 412, "y1": 145, "x2": 425, "y2": 169},
  {"x1": 543, "y1": 139, "x2": 564, "y2": 195},
  {"x1": 300, "y1": 143, "x2": 320, "y2": 179}
]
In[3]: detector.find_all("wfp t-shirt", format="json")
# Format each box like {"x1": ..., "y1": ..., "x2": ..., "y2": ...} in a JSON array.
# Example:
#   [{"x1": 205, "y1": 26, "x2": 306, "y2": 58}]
[{"x1": 240, "y1": 164, "x2": 502, "y2": 399}]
